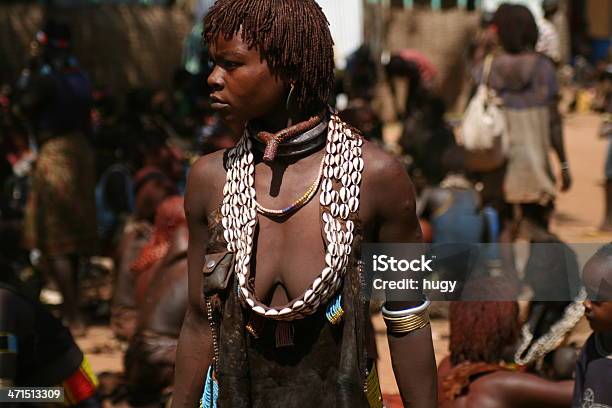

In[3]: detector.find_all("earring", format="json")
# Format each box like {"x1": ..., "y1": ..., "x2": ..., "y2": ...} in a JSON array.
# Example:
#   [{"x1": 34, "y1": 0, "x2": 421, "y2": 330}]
[{"x1": 285, "y1": 83, "x2": 295, "y2": 111}]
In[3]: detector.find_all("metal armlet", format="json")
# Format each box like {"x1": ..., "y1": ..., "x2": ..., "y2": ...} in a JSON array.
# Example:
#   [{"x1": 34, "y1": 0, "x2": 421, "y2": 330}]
[{"x1": 382, "y1": 300, "x2": 431, "y2": 334}]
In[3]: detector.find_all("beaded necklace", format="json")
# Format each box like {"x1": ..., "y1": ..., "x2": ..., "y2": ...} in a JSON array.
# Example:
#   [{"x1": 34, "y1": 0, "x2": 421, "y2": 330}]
[
  {"x1": 221, "y1": 113, "x2": 363, "y2": 321},
  {"x1": 254, "y1": 155, "x2": 325, "y2": 217},
  {"x1": 514, "y1": 288, "x2": 586, "y2": 368}
]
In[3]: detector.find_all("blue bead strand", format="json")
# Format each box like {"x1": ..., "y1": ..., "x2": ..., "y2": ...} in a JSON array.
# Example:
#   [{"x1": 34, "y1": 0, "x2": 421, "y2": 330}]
[
  {"x1": 201, "y1": 365, "x2": 218, "y2": 408},
  {"x1": 326, "y1": 293, "x2": 344, "y2": 325}
]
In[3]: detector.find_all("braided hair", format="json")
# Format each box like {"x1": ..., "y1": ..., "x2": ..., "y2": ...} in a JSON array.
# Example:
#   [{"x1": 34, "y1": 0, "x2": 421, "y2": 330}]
[
  {"x1": 204, "y1": 0, "x2": 335, "y2": 114},
  {"x1": 449, "y1": 277, "x2": 519, "y2": 365}
]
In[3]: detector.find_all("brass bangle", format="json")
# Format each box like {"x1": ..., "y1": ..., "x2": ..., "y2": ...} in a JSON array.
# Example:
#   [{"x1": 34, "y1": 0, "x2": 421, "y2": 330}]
[{"x1": 382, "y1": 310, "x2": 430, "y2": 334}]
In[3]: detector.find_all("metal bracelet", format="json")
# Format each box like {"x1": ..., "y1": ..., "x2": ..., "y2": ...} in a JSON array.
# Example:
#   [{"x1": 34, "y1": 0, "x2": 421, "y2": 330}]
[
  {"x1": 381, "y1": 299, "x2": 430, "y2": 317},
  {"x1": 382, "y1": 310, "x2": 430, "y2": 334}
]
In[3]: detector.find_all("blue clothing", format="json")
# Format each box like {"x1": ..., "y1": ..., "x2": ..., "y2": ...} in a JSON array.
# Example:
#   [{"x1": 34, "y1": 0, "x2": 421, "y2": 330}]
[
  {"x1": 430, "y1": 189, "x2": 483, "y2": 244},
  {"x1": 38, "y1": 68, "x2": 92, "y2": 136},
  {"x1": 95, "y1": 163, "x2": 134, "y2": 240}
]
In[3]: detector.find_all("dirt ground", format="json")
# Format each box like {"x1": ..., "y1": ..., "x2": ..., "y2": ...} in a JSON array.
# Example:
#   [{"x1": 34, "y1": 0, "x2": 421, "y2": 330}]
[{"x1": 76, "y1": 112, "x2": 611, "y2": 396}]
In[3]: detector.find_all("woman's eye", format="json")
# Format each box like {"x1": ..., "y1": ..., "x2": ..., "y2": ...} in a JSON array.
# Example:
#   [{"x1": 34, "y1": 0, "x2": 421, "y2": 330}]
[
  {"x1": 207, "y1": 57, "x2": 240, "y2": 71},
  {"x1": 221, "y1": 60, "x2": 240, "y2": 70}
]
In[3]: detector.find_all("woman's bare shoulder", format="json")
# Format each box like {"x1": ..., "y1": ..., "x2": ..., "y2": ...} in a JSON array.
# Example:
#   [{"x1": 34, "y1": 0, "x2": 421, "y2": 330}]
[
  {"x1": 185, "y1": 149, "x2": 229, "y2": 218},
  {"x1": 189, "y1": 149, "x2": 228, "y2": 183}
]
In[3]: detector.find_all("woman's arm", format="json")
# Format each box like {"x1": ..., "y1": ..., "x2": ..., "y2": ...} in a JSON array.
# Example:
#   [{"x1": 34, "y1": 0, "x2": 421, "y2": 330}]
[
  {"x1": 172, "y1": 158, "x2": 216, "y2": 408},
  {"x1": 538, "y1": 56, "x2": 571, "y2": 191},
  {"x1": 370, "y1": 150, "x2": 437, "y2": 407},
  {"x1": 500, "y1": 372, "x2": 574, "y2": 407}
]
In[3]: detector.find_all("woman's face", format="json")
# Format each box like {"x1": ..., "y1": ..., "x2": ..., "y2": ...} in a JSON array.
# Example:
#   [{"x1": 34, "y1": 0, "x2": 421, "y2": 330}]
[{"x1": 207, "y1": 33, "x2": 286, "y2": 124}]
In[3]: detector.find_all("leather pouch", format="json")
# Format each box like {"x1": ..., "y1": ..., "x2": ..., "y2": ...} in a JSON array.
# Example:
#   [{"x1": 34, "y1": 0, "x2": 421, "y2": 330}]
[{"x1": 202, "y1": 251, "x2": 234, "y2": 296}]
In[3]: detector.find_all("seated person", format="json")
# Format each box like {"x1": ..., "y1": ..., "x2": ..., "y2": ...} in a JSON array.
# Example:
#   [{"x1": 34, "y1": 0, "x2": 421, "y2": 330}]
[
  {"x1": 417, "y1": 147, "x2": 483, "y2": 245},
  {"x1": 573, "y1": 243, "x2": 612, "y2": 407},
  {"x1": 124, "y1": 196, "x2": 188, "y2": 407},
  {"x1": 110, "y1": 172, "x2": 175, "y2": 341},
  {"x1": 132, "y1": 166, "x2": 177, "y2": 224},
  {"x1": 438, "y1": 277, "x2": 574, "y2": 408},
  {"x1": 0, "y1": 270, "x2": 100, "y2": 407},
  {"x1": 338, "y1": 100, "x2": 384, "y2": 145},
  {"x1": 514, "y1": 243, "x2": 583, "y2": 378},
  {"x1": 110, "y1": 218, "x2": 151, "y2": 342}
]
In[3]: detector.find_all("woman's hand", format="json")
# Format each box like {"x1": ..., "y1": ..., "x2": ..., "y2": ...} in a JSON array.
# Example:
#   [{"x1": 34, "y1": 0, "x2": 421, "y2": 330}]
[{"x1": 560, "y1": 167, "x2": 572, "y2": 192}]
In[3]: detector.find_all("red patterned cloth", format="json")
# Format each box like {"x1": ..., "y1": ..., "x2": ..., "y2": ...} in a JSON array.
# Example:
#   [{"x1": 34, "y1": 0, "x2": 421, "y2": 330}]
[
  {"x1": 398, "y1": 49, "x2": 438, "y2": 89},
  {"x1": 131, "y1": 196, "x2": 185, "y2": 303}
]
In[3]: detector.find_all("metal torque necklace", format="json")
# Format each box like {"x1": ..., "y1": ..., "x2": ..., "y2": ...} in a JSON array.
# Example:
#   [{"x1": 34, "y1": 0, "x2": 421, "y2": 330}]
[
  {"x1": 250, "y1": 118, "x2": 328, "y2": 159},
  {"x1": 221, "y1": 113, "x2": 364, "y2": 321}
]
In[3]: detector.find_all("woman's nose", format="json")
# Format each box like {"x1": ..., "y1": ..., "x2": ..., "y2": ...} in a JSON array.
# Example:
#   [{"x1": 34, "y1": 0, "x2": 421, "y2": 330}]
[{"x1": 207, "y1": 66, "x2": 224, "y2": 91}]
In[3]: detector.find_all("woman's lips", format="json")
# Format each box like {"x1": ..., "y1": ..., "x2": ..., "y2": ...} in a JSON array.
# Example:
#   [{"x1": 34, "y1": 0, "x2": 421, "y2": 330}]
[
  {"x1": 211, "y1": 102, "x2": 229, "y2": 110},
  {"x1": 210, "y1": 96, "x2": 229, "y2": 110}
]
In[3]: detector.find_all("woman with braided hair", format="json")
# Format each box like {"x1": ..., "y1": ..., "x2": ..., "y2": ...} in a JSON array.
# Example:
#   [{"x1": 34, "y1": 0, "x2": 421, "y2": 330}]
[
  {"x1": 438, "y1": 277, "x2": 574, "y2": 408},
  {"x1": 172, "y1": 1, "x2": 436, "y2": 407}
]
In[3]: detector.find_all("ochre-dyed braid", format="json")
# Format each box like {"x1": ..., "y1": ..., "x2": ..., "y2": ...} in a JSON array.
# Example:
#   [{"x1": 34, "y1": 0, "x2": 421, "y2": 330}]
[{"x1": 204, "y1": 0, "x2": 335, "y2": 114}]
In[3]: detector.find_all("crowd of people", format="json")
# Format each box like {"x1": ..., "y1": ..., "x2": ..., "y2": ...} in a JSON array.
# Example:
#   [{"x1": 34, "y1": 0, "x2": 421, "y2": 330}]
[{"x1": 0, "y1": 0, "x2": 611, "y2": 407}]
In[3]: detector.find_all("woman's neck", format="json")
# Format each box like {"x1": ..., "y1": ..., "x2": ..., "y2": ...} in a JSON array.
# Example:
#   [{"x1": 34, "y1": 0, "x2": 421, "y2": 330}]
[
  {"x1": 249, "y1": 105, "x2": 322, "y2": 134},
  {"x1": 250, "y1": 115, "x2": 299, "y2": 134}
]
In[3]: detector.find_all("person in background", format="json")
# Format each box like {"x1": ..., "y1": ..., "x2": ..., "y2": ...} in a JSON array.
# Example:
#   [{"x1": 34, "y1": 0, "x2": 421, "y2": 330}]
[
  {"x1": 416, "y1": 147, "x2": 483, "y2": 245},
  {"x1": 18, "y1": 20, "x2": 97, "y2": 335},
  {"x1": 385, "y1": 55, "x2": 455, "y2": 190},
  {"x1": 572, "y1": 243, "x2": 612, "y2": 407},
  {"x1": 536, "y1": 0, "x2": 562, "y2": 65},
  {"x1": 340, "y1": 46, "x2": 384, "y2": 147},
  {"x1": 482, "y1": 4, "x2": 571, "y2": 241},
  {"x1": 338, "y1": 103, "x2": 384, "y2": 146},
  {"x1": 110, "y1": 172, "x2": 176, "y2": 341},
  {"x1": 469, "y1": 12, "x2": 498, "y2": 68},
  {"x1": 124, "y1": 196, "x2": 188, "y2": 407},
  {"x1": 598, "y1": 66, "x2": 612, "y2": 232},
  {"x1": 196, "y1": 114, "x2": 237, "y2": 156},
  {"x1": 438, "y1": 277, "x2": 574, "y2": 408},
  {"x1": 344, "y1": 45, "x2": 379, "y2": 102},
  {"x1": 0, "y1": 267, "x2": 101, "y2": 407}
]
